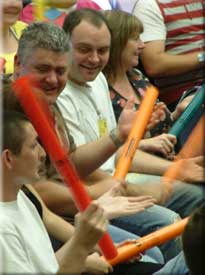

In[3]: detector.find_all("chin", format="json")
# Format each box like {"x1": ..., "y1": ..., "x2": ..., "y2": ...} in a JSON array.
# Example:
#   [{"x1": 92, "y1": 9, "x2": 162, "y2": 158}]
[{"x1": 85, "y1": 73, "x2": 99, "y2": 82}]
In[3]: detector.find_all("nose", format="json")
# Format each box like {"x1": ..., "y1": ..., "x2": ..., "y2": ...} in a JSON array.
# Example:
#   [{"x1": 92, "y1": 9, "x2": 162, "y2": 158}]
[
  {"x1": 45, "y1": 71, "x2": 58, "y2": 85},
  {"x1": 88, "y1": 51, "x2": 100, "y2": 64},
  {"x1": 138, "y1": 39, "x2": 145, "y2": 50},
  {"x1": 39, "y1": 144, "x2": 46, "y2": 161}
]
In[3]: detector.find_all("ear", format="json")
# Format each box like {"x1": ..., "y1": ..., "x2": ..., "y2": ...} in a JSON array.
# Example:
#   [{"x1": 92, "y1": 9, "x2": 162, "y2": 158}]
[{"x1": 2, "y1": 149, "x2": 14, "y2": 171}]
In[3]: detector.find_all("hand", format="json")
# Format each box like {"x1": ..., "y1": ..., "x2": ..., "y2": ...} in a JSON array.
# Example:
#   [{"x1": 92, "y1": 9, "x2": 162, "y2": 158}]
[
  {"x1": 74, "y1": 202, "x2": 108, "y2": 253},
  {"x1": 84, "y1": 252, "x2": 113, "y2": 274},
  {"x1": 147, "y1": 102, "x2": 171, "y2": 130},
  {"x1": 97, "y1": 182, "x2": 156, "y2": 219},
  {"x1": 117, "y1": 98, "x2": 169, "y2": 142},
  {"x1": 127, "y1": 182, "x2": 173, "y2": 205},
  {"x1": 171, "y1": 95, "x2": 194, "y2": 121},
  {"x1": 117, "y1": 96, "x2": 137, "y2": 142},
  {"x1": 139, "y1": 134, "x2": 176, "y2": 159},
  {"x1": 172, "y1": 156, "x2": 205, "y2": 183},
  {"x1": 116, "y1": 240, "x2": 142, "y2": 263}
]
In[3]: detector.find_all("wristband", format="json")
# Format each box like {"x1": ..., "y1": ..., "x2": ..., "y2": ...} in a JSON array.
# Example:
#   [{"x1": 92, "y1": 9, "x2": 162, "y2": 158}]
[
  {"x1": 109, "y1": 129, "x2": 124, "y2": 148},
  {"x1": 198, "y1": 52, "x2": 205, "y2": 64}
]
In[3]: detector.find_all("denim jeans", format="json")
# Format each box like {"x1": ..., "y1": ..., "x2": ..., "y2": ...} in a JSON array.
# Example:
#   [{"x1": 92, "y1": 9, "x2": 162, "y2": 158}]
[
  {"x1": 153, "y1": 251, "x2": 189, "y2": 275},
  {"x1": 111, "y1": 173, "x2": 204, "y2": 262}
]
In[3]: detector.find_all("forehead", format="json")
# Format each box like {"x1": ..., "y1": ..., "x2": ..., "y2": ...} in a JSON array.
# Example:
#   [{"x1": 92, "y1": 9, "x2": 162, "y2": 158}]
[
  {"x1": 24, "y1": 48, "x2": 68, "y2": 68},
  {"x1": 71, "y1": 20, "x2": 111, "y2": 47}
]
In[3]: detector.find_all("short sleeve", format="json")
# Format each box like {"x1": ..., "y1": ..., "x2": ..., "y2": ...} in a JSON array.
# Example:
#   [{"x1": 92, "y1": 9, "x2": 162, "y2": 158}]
[{"x1": 133, "y1": 0, "x2": 166, "y2": 42}]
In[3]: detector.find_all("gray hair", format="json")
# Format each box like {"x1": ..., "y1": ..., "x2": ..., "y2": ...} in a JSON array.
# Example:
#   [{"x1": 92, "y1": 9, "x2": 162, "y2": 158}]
[{"x1": 17, "y1": 22, "x2": 70, "y2": 64}]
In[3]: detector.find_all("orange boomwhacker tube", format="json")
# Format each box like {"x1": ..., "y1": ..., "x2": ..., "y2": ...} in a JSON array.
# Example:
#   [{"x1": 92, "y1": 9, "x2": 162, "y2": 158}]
[
  {"x1": 162, "y1": 114, "x2": 205, "y2": 184},
  {"x1": 106, "y1": 217, "x2": 189, "y2": 266},
  {"x1": 114, "y1": 85, "x2": 159, "y2": 180},
  {"x1": 178, "y1": 114, "x2": 205, "y2": 159}
]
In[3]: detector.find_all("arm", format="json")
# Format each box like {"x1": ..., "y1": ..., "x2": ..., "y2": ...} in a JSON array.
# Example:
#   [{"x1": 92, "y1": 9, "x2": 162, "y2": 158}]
[
  {"x1": 134, "y1": 0, "x2": 204, "y2": 77},
  {"x1": 26, "y1": 184, "x2": 75, "y2": 242},
  {"x1": 33, "y1": 173, "x2": 124, "y2": 216},
  {"x1": 71, "y1": 98, "x2": 137, "y2": 178},
  {"x1": 139, "y1": 133, "x2": 176, "y2": 159},
  {"x1": 116, "y1": 148, "x2": 171, "y2": 176},
  {"x1": 116, "y1": 149, "x2": 205, "y2": 184},
  {"x1": 27, "y1": 185, "x2": 112, "y2": 274},
  {"x1": 140, "y1": 41, "x2": 203, "y2": 77},
  {"x1": 55, "y1": 202, "x2": 108, "y2": 275}
]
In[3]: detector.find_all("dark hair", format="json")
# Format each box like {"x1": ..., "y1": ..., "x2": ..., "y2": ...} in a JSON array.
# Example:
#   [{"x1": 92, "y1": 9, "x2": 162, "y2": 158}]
[
  {"x1": 63, "y1": 8, "x2": 111, "y2": 36},
  {"x1": 17, "y1": 22, "x2": 70, "y2": 65},
  {"x1": 2, "y1": 79, "x2": 25, "y2": 114},
  {"x1": 182, "y1": 205, "x2": 205, "y2": 275},
  {"x1": 3, "y1": 110, "x2": 29, "y2": 155},
  {"x1": 103, "y1": 10, "x2": 143, "y2": 82}
]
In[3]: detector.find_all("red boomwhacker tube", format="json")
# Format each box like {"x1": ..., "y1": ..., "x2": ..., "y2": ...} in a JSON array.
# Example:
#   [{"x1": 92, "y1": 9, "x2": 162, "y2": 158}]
[
  {"x1": 114, "y1": 85, "x2": 159, "y2": 180},
  {"x1": 12, "y1": 76, "x2": 118, "y2": 260}
]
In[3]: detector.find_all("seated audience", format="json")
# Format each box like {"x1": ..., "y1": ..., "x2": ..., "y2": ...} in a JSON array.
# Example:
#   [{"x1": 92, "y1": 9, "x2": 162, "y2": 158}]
[
  {"x1": 5, "y1": 20, "x2": 166, "y2": 266},
  {"x1": 57, "y1": 8, "x2": 204, "y2": 261}
]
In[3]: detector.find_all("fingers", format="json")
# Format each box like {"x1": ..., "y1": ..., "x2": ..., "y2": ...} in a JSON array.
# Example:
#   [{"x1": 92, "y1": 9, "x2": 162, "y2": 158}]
[
  {"x1": 83, "y1": 201, "x2": 108, "y2": 232},
  {"x1": 123, "y1": 196, "x2": 156, "y2": 214},
  {"x1": 156, "y1": 134, "x2": 176, "y2": 157},
  {"x1": 191, "y1": 156, "x2": 205, "y2": 166},
  {"x1": 127, "y1": 195, "x2": 155, "y2": 203}
]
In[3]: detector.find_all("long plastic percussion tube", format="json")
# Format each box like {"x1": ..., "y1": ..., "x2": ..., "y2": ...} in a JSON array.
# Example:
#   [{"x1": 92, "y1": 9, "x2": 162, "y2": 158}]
[
  {"x1": 12, "y1": 76, "x2": 118, "y2": 260},
  {"x1": 169, "y1": 84, "x2": 205, "y2": 137},
  {"x1": 107, "y1": 217, "x2": 189, "y2": 266},
  {"x1": 114, "y1": 85, "x2": 159, "y2": 180}
]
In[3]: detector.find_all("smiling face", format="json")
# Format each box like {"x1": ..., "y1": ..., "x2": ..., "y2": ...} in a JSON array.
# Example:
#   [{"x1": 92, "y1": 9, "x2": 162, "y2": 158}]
[
  {"x1": 14, "y1": 48, "x2": 69, "y2": 104},
  {"x1": 121, "y1": 36, "x2": 145, "y2": 71},
  {"x1": 12, "y1": 122, "x2": 46, "y2": 184},
  {"x1": 3, "y1": 0, "x2": 22, "y2": 27},
  {"x1": 69, "y1": 20, "x2": 111, "y2": 84}
]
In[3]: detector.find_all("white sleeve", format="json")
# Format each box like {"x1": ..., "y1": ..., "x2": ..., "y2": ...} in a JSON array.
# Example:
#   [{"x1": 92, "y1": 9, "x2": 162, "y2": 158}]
[
  {"x1": 133, "y1": 0, "x2": 166, "y2": 42},
  {"x1": 0, "y1": 233, "x2": 35, "y2": 273},
  {"x1": 57, "y1": 93, "x2": 87, "y2": 146}
]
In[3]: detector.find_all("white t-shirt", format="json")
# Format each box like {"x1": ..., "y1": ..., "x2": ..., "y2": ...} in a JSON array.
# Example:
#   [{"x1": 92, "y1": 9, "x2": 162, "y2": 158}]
[
  {"x1": 57, "y1": 73, "x2": 116, "y2": 174},
  {"x1": 0, "y1": 190, "x2": 59, "y2": 274}
]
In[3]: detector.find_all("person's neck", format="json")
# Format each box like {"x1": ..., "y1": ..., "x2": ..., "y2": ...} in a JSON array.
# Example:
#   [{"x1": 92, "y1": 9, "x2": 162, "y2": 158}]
[
  {"x1": 2, "y1": 176, "x2": 21, "y2": 202},
  {"x1": 68, "y1": 73, "x2": 87, "y2": 87},
  {"x1": 110, "y1": 69, "x2": 129, "y2": 87}
]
